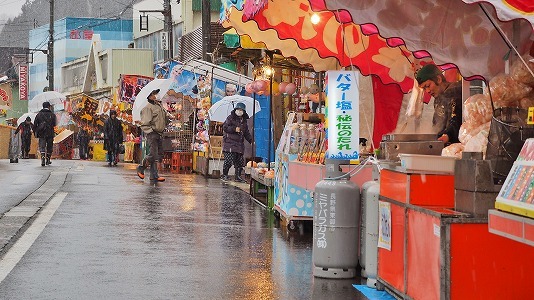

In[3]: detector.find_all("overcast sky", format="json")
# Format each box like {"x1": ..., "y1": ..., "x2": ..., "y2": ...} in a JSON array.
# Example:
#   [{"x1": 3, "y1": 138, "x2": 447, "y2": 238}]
[{"x1": 0, "y1": 0, "x2": 24, "y2": 19}]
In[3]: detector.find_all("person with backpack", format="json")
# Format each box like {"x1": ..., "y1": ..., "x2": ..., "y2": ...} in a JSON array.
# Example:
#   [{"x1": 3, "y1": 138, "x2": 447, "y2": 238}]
[{"x1": 33, "y1": 101, "x2": 57, "y2": 166}]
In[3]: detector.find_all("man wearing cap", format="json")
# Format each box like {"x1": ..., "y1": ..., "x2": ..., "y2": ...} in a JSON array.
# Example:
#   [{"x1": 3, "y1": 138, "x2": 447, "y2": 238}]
[
  {"x1": 416, "y1": 64, "x2": 462, "y2": 144},
  {"x1": 221, "y1": 102, "x2": 252, "y2": 183},
  {"x1": 33, "y1": 101, "x2": 57, "y2": 166},
  {"x1": 136, "y1": 89, "x2": 170, "y2": 182},
  {"x1": 15, "y1": 116, "x2": 33, "y2": 159},
  {"x1": 103, "y1": 110, "x2": 124, "y2": 166}
]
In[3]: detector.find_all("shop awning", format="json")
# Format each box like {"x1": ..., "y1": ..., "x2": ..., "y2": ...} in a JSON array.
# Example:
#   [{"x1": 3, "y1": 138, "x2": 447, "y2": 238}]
[{"x1": 220, "y1": 0, "x2": 534, "y2": 92}]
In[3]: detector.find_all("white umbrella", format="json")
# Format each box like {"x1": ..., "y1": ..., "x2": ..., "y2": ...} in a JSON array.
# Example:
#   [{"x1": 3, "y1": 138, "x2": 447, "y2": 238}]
[
  {"x1": 17, "y1": 112, "x2": 37, "y2": 126},
  {"x1": 28, "y1": 91, "x2": 66, "y2": 113},
  {"x1": 132, "y1": 78, "x2": 173, "y2": 122},
  {"x1": 208, "y1": 95, "x2": 261, "y2": 122}
]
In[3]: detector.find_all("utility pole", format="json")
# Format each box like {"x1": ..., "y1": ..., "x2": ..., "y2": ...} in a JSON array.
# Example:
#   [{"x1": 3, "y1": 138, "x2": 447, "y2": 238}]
[
  {"x1": 163, "y1": 0, "x2": 173, "y2": 60},
  {"x1": 140, "y1": 0, "x2": 173, "y2": 61},
  {"x1": 47, "y1": 0, "x2": 54, "y2": 91},
  {"x1": 202, "y1": 0, "x2": 211, "y2": 61}
]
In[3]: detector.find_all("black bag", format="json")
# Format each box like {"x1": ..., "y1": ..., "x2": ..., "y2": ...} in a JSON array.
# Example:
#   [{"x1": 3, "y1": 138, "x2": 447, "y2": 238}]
[{"x1": 119, "y1": 144, "x2": 125, "y2": 154}]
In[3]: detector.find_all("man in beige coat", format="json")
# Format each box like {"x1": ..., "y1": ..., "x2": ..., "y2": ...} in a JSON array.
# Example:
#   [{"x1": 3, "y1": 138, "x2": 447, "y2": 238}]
[{"x1": 136, "y1": 89, "x2": 169, "y2": 182}]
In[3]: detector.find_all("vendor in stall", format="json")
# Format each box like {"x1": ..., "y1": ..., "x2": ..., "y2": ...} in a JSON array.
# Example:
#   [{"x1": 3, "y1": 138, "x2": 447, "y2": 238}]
[{"x1": 416, "y1": 64, "x2": 462, "y2": 145}]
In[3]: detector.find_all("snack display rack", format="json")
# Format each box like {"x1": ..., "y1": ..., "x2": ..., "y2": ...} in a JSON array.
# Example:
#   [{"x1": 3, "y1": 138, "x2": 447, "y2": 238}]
[{"x1": 489, "y1": 138, "x2": 534, "y2": 246}]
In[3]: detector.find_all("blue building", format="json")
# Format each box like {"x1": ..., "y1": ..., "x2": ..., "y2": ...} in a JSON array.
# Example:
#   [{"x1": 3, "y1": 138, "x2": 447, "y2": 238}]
[{"x1": 29, "y1": 17, "x2": 133, "y2": 100}]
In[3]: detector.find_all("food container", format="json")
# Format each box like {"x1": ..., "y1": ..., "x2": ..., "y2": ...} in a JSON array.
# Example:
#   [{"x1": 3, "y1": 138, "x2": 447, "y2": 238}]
[{"x1": 399, "y1": 154, "x2": 457, "y2": 174}]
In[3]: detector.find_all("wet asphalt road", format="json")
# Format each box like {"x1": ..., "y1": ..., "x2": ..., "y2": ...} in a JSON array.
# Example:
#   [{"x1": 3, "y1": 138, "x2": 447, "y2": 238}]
[{"x1": 0, "y1": 159, "x2": 366, "y2": 299}]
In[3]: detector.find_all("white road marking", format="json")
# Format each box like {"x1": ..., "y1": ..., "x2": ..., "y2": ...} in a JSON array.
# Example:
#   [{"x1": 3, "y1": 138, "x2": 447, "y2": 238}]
[{"x1": 0, "y1": 192, "x2": 67, "y2": 283}]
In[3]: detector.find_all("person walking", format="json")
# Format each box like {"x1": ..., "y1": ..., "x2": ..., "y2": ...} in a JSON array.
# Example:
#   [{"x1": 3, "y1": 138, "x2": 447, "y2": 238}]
[
  {"x1": 103, "y1": 110, "x2": 124, "y2": 166},
  {"x1": 77, "y1": 126, "x2": 90, "y2": 160},
  {"x1": 33, "y1": 101, "x2": 57, "y2": 166},
  {"x1": 221, "y1": 102, "x2": 252, "y2": 183},
  {"x1": 136, "y1": 89, "x2": 170, "y2": 182},
  {"x1": 14, "y1": 116, "x2": 33, "y2": 159}
]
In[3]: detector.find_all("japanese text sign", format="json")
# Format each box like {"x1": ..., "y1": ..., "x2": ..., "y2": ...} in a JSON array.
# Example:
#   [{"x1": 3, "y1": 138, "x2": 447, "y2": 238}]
[{"x1": 326, "y1": 71, "x2": 359, "y2": 160}]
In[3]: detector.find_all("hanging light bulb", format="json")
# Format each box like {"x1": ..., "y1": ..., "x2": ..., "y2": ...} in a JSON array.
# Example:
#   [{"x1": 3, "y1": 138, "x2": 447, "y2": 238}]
[{"x1": 311, "y1": 13, "x2": 321, "y2": 25}]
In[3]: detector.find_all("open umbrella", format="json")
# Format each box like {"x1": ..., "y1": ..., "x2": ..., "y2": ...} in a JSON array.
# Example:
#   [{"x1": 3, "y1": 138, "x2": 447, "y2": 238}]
[
  {"x1": 132, "y1": 78, "x2": 173, "y2": 122},
  {"x1": 208, "y1": 95, "x2": 261, "y2": 122},
  {"x1": 17, "y1": 112, "x2": 37, "y2": 126},
  {"x1": 28, "y1": 91, "x2": 66, "y2": 113}
]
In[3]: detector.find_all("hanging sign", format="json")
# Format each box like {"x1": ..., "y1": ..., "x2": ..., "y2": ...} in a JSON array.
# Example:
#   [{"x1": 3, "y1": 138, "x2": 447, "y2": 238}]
[
  {"x1": 160, "y1": 31, "x2": 169, "y2": 50},
  {"x1": 326, "y1": 71, "x2": 359, "y2": 160},
  {"x1": 19, "y1": 65, "x2": 28, "y2": 100}
]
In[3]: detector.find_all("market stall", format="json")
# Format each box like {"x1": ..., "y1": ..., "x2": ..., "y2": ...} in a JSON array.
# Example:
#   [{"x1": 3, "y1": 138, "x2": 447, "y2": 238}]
[
  {"x1": 221, "y1": 0, "x2": 534, "y2": 298},
  {"x1": 148, "y1": 59, "x2": 255, "y2": 175}
]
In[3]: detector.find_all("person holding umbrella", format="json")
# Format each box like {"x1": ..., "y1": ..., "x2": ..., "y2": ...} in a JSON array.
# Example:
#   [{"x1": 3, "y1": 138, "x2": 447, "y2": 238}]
[
  {"x1": 14, "y1": 116, "x2": 33, "y2": 159},
  {"x1": 33, "y1": 101, "x2": 57, "y2": 166},
  {"x1": 220, "y1": 102, "x2": 252, "y2": 183},
  {"x1": 136, "y1": 89, "x2": 170, "y2": 182}
]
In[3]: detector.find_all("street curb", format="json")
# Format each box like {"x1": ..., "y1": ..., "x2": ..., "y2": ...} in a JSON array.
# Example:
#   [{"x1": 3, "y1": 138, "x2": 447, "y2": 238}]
[{"x1": 0, "y1": 169, "x2": 68, "y2": 257}]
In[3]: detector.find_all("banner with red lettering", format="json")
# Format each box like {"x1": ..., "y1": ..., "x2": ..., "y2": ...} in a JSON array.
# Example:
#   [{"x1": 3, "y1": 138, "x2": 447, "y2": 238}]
[
  {"x1": 0, "y1": 83, "x2": 13, "y2": 109},
  {"x1": 19, "y1": 65, "x2": 28, "y2": 100}
]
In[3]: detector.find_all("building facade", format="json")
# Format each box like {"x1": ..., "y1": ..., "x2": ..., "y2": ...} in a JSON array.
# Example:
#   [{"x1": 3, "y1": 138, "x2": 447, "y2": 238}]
[{"x1": 29, "y1": 17, "x2": 134, "y2": 100}]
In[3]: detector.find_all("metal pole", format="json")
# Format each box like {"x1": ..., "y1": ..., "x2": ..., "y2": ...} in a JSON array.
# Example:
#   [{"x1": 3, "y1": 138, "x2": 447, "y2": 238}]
[
  {"x1": 201, "y1": 0, "x2": 211, "y2": 61},
  {"x1": 47, "y1": 0, "x2": 54, "y2": 91},
  {"x1": 163, "y1": 0, "x2": 173, "y2": 60},
  {"x1": 267, "y1": 75, "x2": 273, "y2": 170}
]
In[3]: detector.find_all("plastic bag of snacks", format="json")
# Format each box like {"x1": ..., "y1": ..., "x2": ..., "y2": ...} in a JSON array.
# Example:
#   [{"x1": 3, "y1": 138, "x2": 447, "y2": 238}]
[
  {"x1": 406, "y1": 81, "x2": 424, "y2": 118},
  {"x1": 510, "y1": 55, "x2": 534, "y2": 86},
  {"x1": 442, "y1": 143, "x2": 464, "y2": 158},
  {"x1": 463, "y1": 94, "x2": 493, "y2": 124},
  {"x1": 489, "y1": 74, "x2": 532, "y2": 107},
  {"x1": 459, "y1": 122, "x2": 491, "y2": 145},
  {"x1": 464, "y1": 131, "x2": 489, "y2": 154}
]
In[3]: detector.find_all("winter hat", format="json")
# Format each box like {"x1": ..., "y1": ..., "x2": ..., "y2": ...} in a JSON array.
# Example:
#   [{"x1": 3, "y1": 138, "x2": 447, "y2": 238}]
[
  {"x1": 235, "y1": 102, "x2": 246, "y2": 111},
  {"x1": 416, "y1": 64, "x2": 442, "y2": 85},
  {"x1": 42, "y1": 101, "x2": 51, "y2": 108},
  {"x1": 147, "y1": 89, "x2": 160, "y2": 100}
]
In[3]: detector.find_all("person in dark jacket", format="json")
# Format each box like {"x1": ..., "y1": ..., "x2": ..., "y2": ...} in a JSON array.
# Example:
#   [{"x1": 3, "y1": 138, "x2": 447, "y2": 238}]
[
  {"x1": 33, "y1": 101, "x2": 57, "y2": 166},
  {"x1": 77, "y1": 126, "x2": 90, "y2": 160},
  {"x1": 416, "y1": 64, "x2": 462, "y2": 145},
  {"x1": 221, "y1": 102, "x2": 252, "y2": 182},
  {"x1": 15, "y1": 116, "x2": 33, "y2": 159},
  {"x1": 103, "y1": 110, "x2": 124, "y2": 166}
]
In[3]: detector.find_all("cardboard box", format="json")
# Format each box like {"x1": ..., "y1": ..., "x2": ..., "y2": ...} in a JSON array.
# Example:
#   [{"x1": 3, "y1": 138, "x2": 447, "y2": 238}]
[
  {"x1": 210, "y1": 136, "x2": 223, "y2": 148},
  {"x1": 209, "y1": 146, "x2": 223, "y2": 159}
]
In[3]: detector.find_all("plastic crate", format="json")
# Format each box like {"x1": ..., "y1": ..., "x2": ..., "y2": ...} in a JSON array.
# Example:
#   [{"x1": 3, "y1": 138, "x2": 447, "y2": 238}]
[{"x1": 171, "y1": 152, "x2": 193, "y2": 173}]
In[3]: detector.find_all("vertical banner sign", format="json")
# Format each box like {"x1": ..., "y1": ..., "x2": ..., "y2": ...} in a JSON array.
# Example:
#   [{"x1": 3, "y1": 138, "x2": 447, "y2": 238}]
[
  {"x1": 19, "y1": 65, "x2": 28, "y2": 100},
  {"x1": 160, "y1": 31, "x2": 169, "y2": 50},
  {"x1": 326, "y1": 71, "x2": 359, "y2": 160},
  {"x1": 378, "y1": 201, "x2": 392, "y2": 251}
]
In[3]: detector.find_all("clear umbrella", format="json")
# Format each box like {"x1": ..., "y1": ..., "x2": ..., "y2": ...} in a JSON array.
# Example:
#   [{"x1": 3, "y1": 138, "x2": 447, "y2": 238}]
[
  {"x1": 132, "y1": 78, "x2": 173, "y2": 122},
  {"x1": 207, "y1": 95, "x2": 261, "y2": 122},
  {"x1": 17, "y1": 112, "x2": 37, "y2": 126},
  {"x1": 28, "y1": 91, "x2": 66, "y2": 113}
]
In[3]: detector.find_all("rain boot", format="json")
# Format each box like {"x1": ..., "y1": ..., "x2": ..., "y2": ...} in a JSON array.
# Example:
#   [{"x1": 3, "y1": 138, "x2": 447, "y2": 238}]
[
  {"x1": 46, "y1": 153, "x2": 51, "y2": 165},
  {"x1": 149, "y1": 161, "x2": 165, "y2": 182},
  {"x1": 234, "y1": 168, "x2": 246, "y2": 183},
  {"x1": 41, "y1": 152, "x2": 46, "y2": 166}
]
